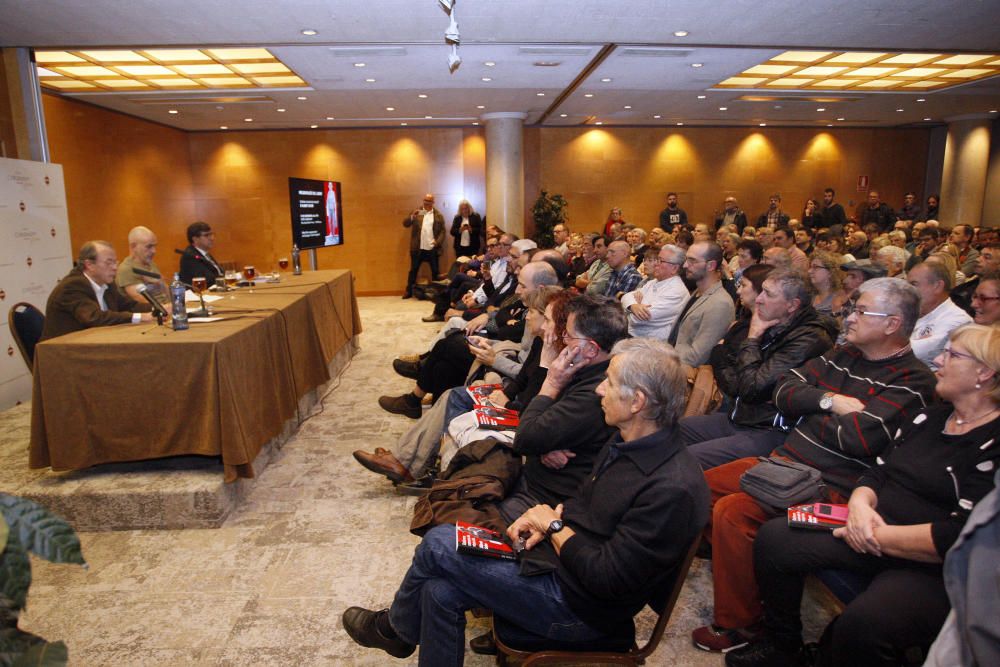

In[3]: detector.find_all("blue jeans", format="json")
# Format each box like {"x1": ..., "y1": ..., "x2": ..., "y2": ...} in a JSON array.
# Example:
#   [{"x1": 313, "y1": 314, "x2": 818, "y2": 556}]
[
  {"x1": 388, "y1": 524, "x2": 608, "y2": 666},
  {"x1": 444, "y1": 388, "x2": 475, "y2": 427}
]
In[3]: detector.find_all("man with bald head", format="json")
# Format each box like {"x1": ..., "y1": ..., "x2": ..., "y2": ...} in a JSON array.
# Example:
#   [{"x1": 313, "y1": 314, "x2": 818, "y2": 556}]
[
  {"x1": 603, "y1": 240, "x2": 642, "y2": 299},
  {"x1": 42, "y1": 241, "x2": 155, "y2": 340},
  {"x1": 403, "y1": 193, "x2": 446, "y2": 299},
  {"x1": 117, "y1": 226, "x2": 168, "y2": 303}
]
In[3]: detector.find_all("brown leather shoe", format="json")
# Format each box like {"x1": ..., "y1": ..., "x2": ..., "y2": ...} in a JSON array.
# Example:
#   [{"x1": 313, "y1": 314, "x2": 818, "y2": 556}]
[
  {"x1": 353, "y1": 450, "x2": 414, "y2": 483},
  {"x1": 378, "y1": 393, "x2": 422, "y2": 419}
]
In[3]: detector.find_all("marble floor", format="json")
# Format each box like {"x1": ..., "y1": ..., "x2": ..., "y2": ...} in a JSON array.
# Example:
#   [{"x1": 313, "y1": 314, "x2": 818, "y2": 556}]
[{"x1": 17, "y1": 296, "x2": 835, "y2": 666}]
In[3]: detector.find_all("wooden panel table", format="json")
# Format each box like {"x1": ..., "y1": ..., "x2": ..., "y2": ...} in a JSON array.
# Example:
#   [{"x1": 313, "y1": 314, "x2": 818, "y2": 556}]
[{"x1": 29, "y1": 270, "x2": 361, "y2": 482}]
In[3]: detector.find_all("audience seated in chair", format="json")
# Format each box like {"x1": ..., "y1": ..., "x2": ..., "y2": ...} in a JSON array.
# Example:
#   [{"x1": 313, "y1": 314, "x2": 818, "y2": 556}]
[
  {"x1": 730, "y1": 324, "x2": 1000, "y2": 667},
  {"x1": 620, "y1": 244, "x2": 689, "y2": 340},
  {"x1": 669, "y1": 241, "x2": 736, "y2": 368},
  {"x1": 342, "y1": 337, "x2": 710, "y2": 666},
  {"x1": 690, "y1": 278, "x2": 936, "y2": 654},
  {"x1": 680, "y1": 268, "x2": 836, "y2": 469}
]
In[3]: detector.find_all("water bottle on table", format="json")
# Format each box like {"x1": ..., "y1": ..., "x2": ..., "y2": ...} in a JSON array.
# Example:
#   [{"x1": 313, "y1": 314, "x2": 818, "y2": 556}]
[{"x1": 171, "y1": 273, "x2": 189, "y2": 331}]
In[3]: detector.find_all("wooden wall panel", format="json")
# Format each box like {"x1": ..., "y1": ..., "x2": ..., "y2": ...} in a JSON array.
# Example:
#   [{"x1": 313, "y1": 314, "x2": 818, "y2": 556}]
[
  {"x1": 42, "y1": 94, "x2": 196, "y2": 266},
  {"x1": 534, "y1": 126, "x2": 929, "y2": 234}
]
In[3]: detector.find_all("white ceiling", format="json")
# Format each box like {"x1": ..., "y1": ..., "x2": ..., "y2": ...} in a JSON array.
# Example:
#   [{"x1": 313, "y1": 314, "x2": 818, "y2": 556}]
[{"x1": 3, "y1": 0, "x2": 999, "y2": 131}]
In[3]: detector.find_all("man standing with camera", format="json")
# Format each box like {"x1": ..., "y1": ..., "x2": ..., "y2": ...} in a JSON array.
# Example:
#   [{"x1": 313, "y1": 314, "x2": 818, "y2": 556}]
[{"x1": 403, "y1": 193, "x2": 446, "y2": 299}]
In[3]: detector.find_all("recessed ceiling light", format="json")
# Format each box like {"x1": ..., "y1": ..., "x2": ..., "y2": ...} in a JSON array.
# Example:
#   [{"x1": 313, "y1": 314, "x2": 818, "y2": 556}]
[
  {"x1": 536, "y1": 92, "x2": 545, "y2": 96},
  {"x1": 310, "y1": 124, "x2": 318, "y2": 128},
  {"x1": 674, "y1": 30, "x2": 689, "y2": 37},
  {"x1": 277, "y1": 108, "x2": 286, "y2": 112},
  {"x1": 691, "y1": 63, "x2": 703, "y2": 68},
  {"x1": 425, "y1": 115, "x2": 432, "y2": 119},
  {"x1": 991, "y1": 109, "x2": 999, "y2": 113},
  {"x1": 472, "y1": 121, "x2": 479, "y2": 125},
  {"x1": 559, "y1": 113, "x2": 568, "y2": 117},
  {"x1": 827, "y1": 123, "x2": 834, "y2": 127},
  {"x1": 386, "y1": 106, "x2": 395, "y2": 111},
  {"x1": 923, "y1": 117, "x2": 932, "y2": 121},
  {"x1": 354, "y1": 62, "x2": 366, "y2": 67},
  {"x1": 916, "y1": 98, "x2": 926, "y2": 102},
  {"x1": 481, "y1": 77, "x2": 492, "y2": 82},
  {"x1": 297, "y1": 96, "x2": 307, "y2": 100},
  {"x1": 595, "y1": 121, "x2": 603, "y2": 125},
  {"x1": 896, "y1": 108, "x2": 904, "y2": 112},
  {"x1": 816, "y1": 107, "x2": 826, "y2": 111},
  {"x1": 676, "y1": 122, "x2": 684, "y2": 126},
  {"x1": 244, "y1": 117, "x2": 253, "y2": 122},
  {"x1": 220, "y1": 125, "x2": 228, "y2": 130},
  {"x1": 759, "y1": 122, "x2": 767, "y2": 126},
  {"x1": 301, "y1": 29, "x2": 318, "y2": 36},
  {"x1": 476, "y1": 105, "x2": 485, "y2": 109},
  {"x1": 601, "y1": 77, "x2": 612, "y2": 82},
  {"x1": 418, "y1": 93, "x2": 427, "y2": 98},
  {"x1": 484, "y1": 61, "x2": 495, "y2": 67},
  {"x1": 773, "y1": 105, "x2": 782, "y2": 109},
  {"x1": 168, "y1": 109, "x2": 178, "y2": 114},
  {"x1": 653, "y1": 115, "x2": 661, "y2": 119},
  {"x1": 584, "y1": 93, "x2": 594, "y2": 98},
  {"x1": 365, "y1": 78, "x2": 376, "y2": 83},
  {"x1": 836, "y1": 117, "x2": 845, "y2": 121},
  {"x1": 326, "y1": 116, "x2": 335, "y2": 120},
  {"x1": 400, "y1": 122, "x2": 407, "y2": 126},
  {"x1": 697, "y1": 95, "x2": 706, "y2": 99},
  {"x1": 719, "y1": 106, "x2": 727, "y2": 111},
  {"x1": 624, "y1": 105, "x2": 632, "y2": 109}
]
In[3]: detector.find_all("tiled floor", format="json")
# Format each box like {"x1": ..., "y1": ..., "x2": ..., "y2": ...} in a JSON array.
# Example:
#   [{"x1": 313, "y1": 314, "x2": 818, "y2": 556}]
[{"x1": 17, "y1": 296, "x2": 835, "y2": 666}]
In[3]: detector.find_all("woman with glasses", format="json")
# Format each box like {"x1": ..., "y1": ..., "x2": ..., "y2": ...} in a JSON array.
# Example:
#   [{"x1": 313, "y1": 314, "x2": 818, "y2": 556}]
[
  {"x1": 971, "y1": 271, "x2": 1000, "y2": 325},
  {"x1": 729, "y1": 324, "x2": 1000, "y2": 667},
  {"x1": 807, "y1": 250, "x2": 848, "y2": 319}
]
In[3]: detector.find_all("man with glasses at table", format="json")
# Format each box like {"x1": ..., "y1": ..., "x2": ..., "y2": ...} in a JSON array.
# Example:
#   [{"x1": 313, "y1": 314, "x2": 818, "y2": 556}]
[
  {"x1": 179, "y1": 221, "x2": 223, "y2": 287},
  {"x1": 690, "y1": 277, "x2": 937, "y2": 655},
  {"x1": 620, "y1": 244, "x2": 689, "y2": 339}
]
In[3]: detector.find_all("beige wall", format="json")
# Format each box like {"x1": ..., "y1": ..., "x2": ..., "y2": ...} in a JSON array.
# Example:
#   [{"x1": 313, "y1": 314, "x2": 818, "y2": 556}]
[
  {"x1": 43, "y1": 94, "x2": 196, "y2": 266},
  {"x1": 526, "y1": 126, "x2": 930, "y2": 235},
  {"x1": 43, "y1": 94, "x2": 933, "y2": 293}
]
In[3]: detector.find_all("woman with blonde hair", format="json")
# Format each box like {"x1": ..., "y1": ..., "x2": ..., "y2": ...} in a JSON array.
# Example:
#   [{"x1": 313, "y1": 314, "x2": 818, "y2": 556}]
[{"x1": 807, "y1": 250, "x2": 847, "y2": 318}]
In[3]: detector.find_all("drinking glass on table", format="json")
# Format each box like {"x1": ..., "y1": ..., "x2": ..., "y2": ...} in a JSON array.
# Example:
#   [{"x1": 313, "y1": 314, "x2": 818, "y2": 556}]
[
  {"x1": 244, "y1": 265, "x2": 256, "y2": 282},
  {"x1": 278, "y1": 257, "x2": 289, "y2": 271},
  {"x1": 191, "y1": 276, "x2": 207, "y2": 294},
  {"x1": 225, "y1": 270, "x2": 238, "y2": 287}
]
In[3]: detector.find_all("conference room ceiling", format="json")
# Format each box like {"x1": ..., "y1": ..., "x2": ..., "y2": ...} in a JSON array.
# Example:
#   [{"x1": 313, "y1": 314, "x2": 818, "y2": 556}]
[{"x1": 3, "y1": 0, "x2": 999, "y2": 131}]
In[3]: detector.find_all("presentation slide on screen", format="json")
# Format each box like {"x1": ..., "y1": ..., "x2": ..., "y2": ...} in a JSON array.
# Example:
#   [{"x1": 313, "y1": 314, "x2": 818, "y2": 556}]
[{"x1": 289, "y1": 177, "x2": 343, "y2": 249}]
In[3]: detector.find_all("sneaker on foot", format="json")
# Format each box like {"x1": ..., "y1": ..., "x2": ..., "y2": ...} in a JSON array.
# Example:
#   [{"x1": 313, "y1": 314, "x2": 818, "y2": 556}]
[
  {"x1": 692, "y1": 623, "x2": 761, "y2": 653},
  {"x1": 725, "y1": 636, "x2": 806, "y2": 667}
]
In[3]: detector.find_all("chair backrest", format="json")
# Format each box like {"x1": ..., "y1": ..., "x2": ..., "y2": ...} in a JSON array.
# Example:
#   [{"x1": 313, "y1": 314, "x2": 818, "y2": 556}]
[
  {"x1": 632, "y1": 535, "x2": 703, "y2": 661},
  {"x1": 8, "y1": 302, "x2": 45, "y2": 372}
]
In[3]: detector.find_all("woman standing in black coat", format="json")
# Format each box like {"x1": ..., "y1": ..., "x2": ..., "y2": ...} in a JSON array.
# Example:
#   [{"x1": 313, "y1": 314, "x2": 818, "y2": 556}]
[{"x1": 450, "y1": 200, "x2": 483, "y2": 257}]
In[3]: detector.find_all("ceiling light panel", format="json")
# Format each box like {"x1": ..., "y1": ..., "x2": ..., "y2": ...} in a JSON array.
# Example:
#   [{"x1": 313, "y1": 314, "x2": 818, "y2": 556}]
[
  {"x1": 714, "y1": 51, "x2": 1000, "y2": 91},
  {"x1": 35, "y1": 47, "x2": 308, "y2": 92}
]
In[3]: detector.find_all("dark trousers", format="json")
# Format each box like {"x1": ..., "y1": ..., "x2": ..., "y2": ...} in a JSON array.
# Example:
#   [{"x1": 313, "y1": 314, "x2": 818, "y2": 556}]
[
  {"x1": 754, "y1": 517, "x2": 949, "y2": 667},
  {"x1": 417, "y1": 331, "x2": 475, "y2": 398},
  {"x1": 407, "y1": 249, "x2": 440, "y2": 293},
  {"x1": 678, "y1": 412, "x2": 788, "y2": 470}
]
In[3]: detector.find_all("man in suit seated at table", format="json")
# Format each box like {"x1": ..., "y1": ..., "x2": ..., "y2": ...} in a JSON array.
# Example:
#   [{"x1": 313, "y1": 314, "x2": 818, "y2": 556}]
[
  {"x1": 179, "y1": 221, "x2": 224, "y2": 286},
  {"x1": 41, "y1": 240, "x2": 155, "y2": 341}
]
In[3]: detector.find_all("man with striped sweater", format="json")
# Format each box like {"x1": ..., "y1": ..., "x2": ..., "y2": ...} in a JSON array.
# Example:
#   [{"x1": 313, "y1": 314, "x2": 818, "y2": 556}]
[{"x1": 691, "y1": 278, "x2": 937, "y2": 654}]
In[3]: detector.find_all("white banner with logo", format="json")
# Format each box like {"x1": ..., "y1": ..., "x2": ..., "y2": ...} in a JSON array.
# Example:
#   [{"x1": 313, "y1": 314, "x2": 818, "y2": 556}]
[{"x1": 0, "y1": 157, "x2": 72, "y2": 408}]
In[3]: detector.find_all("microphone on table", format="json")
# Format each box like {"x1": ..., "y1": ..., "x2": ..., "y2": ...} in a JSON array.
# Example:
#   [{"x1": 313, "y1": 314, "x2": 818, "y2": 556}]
[
  {"x1": 134, "y1": 266, "x2": 211, "y2": 317},
  {"x1": 131, "y1": 266, "x2": 162, "y2": 280},
  {"x1": 135, "y1": 284, "x2": 168, "y2": 324}
]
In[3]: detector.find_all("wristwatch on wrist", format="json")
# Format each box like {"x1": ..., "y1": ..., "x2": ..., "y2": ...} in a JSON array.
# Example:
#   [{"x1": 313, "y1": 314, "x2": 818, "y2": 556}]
[
  {"x1": 819, "y1": 392, "x2": 835, "y2": 411},
  {"x1": 546, "y1": 519, "x2": 565, "y2": 537}
]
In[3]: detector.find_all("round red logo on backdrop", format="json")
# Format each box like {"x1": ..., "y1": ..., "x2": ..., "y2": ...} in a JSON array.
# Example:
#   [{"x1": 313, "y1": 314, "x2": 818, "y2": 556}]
[
  {"x1": 50, "y1": 228, "x2": 56, "y2": 237},
  {"x1": 26, "y1": 257, "x2": 32, "y2": 267},
  {"x1": 6, "y1": 346, "x2": 12, "y2": 357},
  {"x1": 0, "y1": 289, "x2": 6, "y2": 300},
  {"x1": 44, "y1": 176, "x2": 51, "y2": 185},
  {"x1": 19, "y1": 202, "x2": 26, "y2": 212}
]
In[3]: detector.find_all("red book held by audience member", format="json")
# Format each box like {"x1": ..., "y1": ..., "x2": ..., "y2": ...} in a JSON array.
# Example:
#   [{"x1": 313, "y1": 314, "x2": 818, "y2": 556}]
[
  {"x1": 455, "y1": 521, "x2": 517, "y2": 561},
  {"x1": 787, "y1": 503, "x2": 849, "y2": 531}
]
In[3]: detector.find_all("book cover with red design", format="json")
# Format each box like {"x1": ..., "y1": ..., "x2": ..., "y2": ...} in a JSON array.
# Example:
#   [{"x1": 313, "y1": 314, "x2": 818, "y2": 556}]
[
  {"x1": 467, "y1": 383, "x2": 503, "y2": 406},
  {"x1": 455, "y1": 521, "x2": 517, "y2": 560},
  {"x1": 787, "y1": 503, "x2": 849, "y2": 531},
  {"x1": 473, "y1": 405, "x2": 520, "y2": 430}
]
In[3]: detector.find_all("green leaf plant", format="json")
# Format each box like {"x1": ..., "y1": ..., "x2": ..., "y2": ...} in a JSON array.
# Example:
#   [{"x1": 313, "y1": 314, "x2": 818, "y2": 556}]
[
  {"x1": 531, "y1": 190, "x2": 569, "y2": 250},
  {"x1": 0, "y1": 495, "x2": 86, "y2": 667}
]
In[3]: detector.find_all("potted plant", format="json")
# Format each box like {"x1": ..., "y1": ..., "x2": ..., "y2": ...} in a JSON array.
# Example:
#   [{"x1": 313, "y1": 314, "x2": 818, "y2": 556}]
[
  {"x1": 531, "y1": 190, "x2": 569, "y2": 249},
  {"x1": 0, "y1": 494, "x2": 86, "y2": 666}
]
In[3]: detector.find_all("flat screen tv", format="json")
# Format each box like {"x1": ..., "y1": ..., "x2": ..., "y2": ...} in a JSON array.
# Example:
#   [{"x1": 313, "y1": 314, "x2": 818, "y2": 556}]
[{"x1": 289, "y1": 177, "x2": 343, "y2": 249}]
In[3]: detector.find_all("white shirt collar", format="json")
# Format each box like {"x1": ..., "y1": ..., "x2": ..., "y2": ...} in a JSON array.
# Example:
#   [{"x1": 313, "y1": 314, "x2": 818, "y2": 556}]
[{"x1": 84, "y1": 272, "x2": 109, "y2": 310}]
